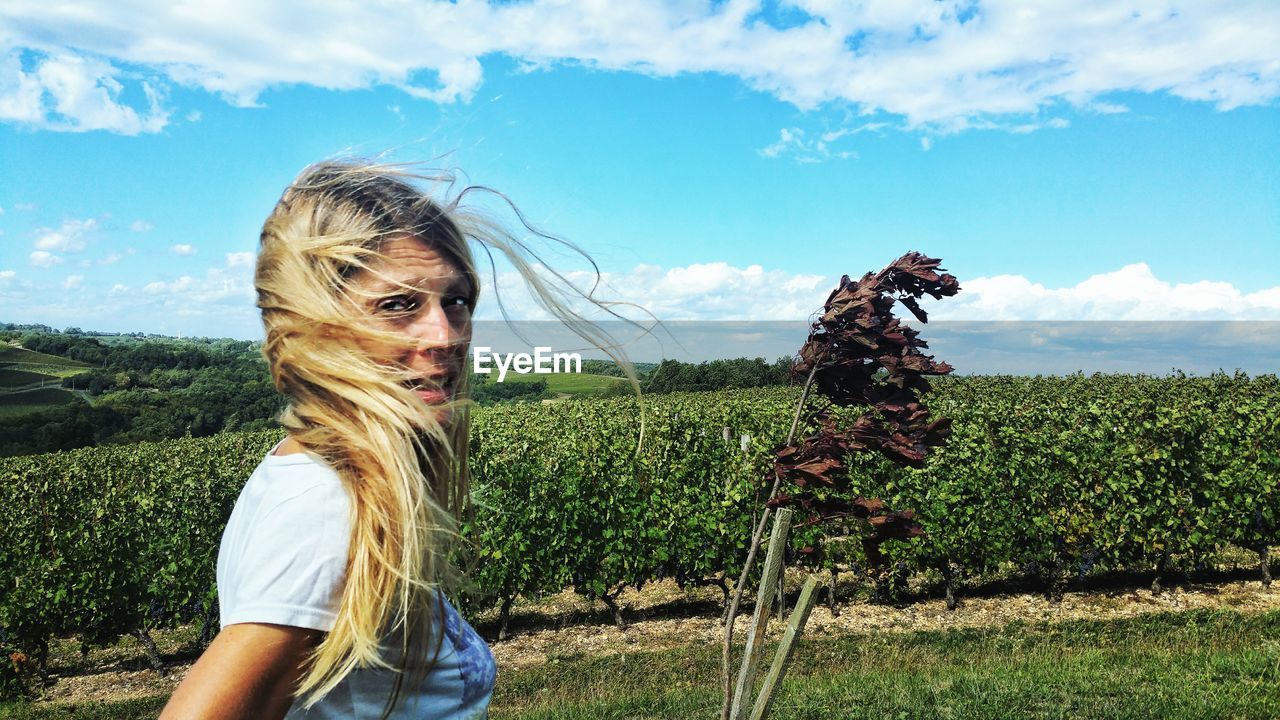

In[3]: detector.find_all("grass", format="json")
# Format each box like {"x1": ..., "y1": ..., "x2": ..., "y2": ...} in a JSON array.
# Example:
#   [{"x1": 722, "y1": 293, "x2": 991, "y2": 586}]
[
  {"x1": 0, "y1": 369, "x2": 56, "y2": 388},
  {"x1": 3, "y1": 609, "x2": 1277, "y2": 719},
  {"x1": 0, "y1": 388, "x2": 79, "y2": 418},
  {"x1": 0, "y1": 698, "x2": 166, "y2": 720},
  {"x1": 489, "y1": 608, "x2": 1280, "y2": 719},
  {"x1": 498, "y1": 371, "x2": 625, "y2": 396},
  {"x1": 9, "y1": 367, "x2": 93, "y2": 381},
  {"x1": 0, "y1": 347, "x2": 90, "y2": 369}
]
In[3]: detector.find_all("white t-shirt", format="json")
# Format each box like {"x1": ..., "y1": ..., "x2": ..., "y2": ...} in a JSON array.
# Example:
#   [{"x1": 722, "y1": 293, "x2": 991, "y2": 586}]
[{"x1": 216, "y1": 442, "x2": 497, "y2": 719}]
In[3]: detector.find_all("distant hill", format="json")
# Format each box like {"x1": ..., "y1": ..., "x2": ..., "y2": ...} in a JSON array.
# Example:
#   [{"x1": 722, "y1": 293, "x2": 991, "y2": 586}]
[{"x1": 0, "y1": 344, "x2": 93, "y2": 369}]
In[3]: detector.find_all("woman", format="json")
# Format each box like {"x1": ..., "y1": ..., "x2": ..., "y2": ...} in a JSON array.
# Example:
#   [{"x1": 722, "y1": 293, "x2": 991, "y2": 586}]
[{"x1": 161, "y1": 159, "x2": 635, "y2": 719}]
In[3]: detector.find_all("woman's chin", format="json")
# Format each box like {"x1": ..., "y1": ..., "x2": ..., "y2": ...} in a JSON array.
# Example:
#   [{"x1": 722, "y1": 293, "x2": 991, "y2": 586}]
[{"x1": 422, "y1": 398, "x2": 455, "y2": 426}]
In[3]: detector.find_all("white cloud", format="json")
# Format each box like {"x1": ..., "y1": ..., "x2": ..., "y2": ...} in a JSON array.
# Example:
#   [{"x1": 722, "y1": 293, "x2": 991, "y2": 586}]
[
  {"x1": 758, "y1": 126, "x2": 858, "y2": 162},
  {"x1": 225, "y1": 251, "x2": 255, "y2": 267},
  {"x1": 476, "y1": 261, "x2": 832, "y2": 321},
  {"x1": 2, "y1": 1, "x2": 1277, "y2": 135},
  {"x1": 0, "y1": 50, "x2": 168, "y2": 133},
  {"x1": 33, "y1": 217, "x2": 98, "y2": 252},
  {"x1": 143, "y1": 275, "x2": 196, "y2": 294},
  {"x1": 474, "y1": 259, "x2": 1280, "y2": 322},
  {"x1": 61, "y1": 274, "x2": 84, "y2": 289},
  {"x1": 29, "y1": 250, "x2": 63, "y2": 267},
  {"x1": 760, "y1": 127, "x2": 800, "y2": 159},
  {"x1": 920, "y1": 137, "x2": 933, "y2": 151},
  {"x1": 9, "y1": 259, "x2": 259, "y2": 338},
  {"x1": 98, "y1": 252, "x2": 122, "y2": 265},
  {"x1": 129, "y1": 219, "x2": 153, "y2": 232},
  {"x1": 923, "y1": 262, "x2": 1280, "y2": 321},
  {"x1": 170, "y1": 243, "x2": 197, "y2": 255},
  {"x1": 7, "y1": 254, "x2": 1277, "y2": 343},
  {"x1": 139, "y1": 264, "x2": 252, "y2": 305}
]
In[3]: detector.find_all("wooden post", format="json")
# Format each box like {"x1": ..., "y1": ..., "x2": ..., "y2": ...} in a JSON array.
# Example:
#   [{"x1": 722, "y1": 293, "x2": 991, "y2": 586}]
[
  {"x1": 749, "y1": 574, "x2": 819, "y2": 720},
  {"x1": 729, "y1": 508, "x2": 792, "y2": 720},
  {"x1": 776, "y1": 555, "x2": 785, "y2": 620}
]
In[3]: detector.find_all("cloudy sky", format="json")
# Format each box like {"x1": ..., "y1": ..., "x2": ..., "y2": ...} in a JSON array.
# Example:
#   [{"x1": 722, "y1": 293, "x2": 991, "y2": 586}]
[{"x1": 1, "y1": 1, "x2": 1278, "y2": 346}]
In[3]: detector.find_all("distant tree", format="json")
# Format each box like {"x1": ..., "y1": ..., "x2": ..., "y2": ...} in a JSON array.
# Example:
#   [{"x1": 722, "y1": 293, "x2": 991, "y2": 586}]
[
  {"x1": 644, "y1": 356, "x2": 794, "y2": 394},
  {"x1": 0, "y1": 331, "x2": 287, "y2": 455}
]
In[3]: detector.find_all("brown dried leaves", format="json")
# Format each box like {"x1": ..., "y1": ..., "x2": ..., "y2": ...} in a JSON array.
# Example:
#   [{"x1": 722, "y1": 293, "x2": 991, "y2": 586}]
[{"x1": 768, "y1": 251, "x2": 959, "y2": 556}]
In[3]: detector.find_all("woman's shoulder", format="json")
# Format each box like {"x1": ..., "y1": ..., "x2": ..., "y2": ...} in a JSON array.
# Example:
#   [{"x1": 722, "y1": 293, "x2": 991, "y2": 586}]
[
  {"x1": 236, "y1": 447, "x2": 350, "y2": 523},
  {"x1": 218, "y1": 448, "x2": 353, "y2": 634}
]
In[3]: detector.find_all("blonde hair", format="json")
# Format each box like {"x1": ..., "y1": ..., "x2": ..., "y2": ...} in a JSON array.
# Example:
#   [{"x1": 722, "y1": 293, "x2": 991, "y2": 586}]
[{"x1": 254, "y1": 158, "x2": 641, "y2": 715}]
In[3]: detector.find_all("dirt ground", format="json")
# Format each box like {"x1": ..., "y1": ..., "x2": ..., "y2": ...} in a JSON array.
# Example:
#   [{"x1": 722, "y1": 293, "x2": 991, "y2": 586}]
[{"x1": 24, "y1": 561, "x2": 1280, "y2": 708}]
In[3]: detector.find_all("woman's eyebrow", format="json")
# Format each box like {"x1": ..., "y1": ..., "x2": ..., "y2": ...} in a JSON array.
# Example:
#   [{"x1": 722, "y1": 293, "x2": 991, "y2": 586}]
[{"x1": 373, "y1": 275, "x2": 472, "y2": 294}]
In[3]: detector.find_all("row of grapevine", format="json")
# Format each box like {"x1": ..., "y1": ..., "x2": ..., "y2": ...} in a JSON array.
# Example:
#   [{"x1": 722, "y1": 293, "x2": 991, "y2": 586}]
[
  {"x1": 2, "y1": 373, "x2": 1276, "y2": 693},
  {"x1": 1, "y1": 432, "x2": 270, "y2": 689}
]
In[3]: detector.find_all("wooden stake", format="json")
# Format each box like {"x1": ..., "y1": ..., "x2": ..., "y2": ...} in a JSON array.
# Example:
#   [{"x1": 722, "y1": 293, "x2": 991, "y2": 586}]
[
  {"x1": 749, "y1": 574, "x2": 819, "y2": 720},
  {"x1": 729, "y1": 508, "x2": 792, "y2": 720}
]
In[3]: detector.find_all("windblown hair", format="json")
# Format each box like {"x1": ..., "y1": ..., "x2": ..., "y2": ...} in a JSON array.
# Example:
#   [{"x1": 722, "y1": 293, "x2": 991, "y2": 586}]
[{"x1": 254, "y1": 158, "x2": 641, "y2": 716}]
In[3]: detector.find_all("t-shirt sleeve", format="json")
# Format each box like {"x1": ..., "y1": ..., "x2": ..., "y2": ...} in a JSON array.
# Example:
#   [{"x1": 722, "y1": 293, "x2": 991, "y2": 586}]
[{"x1": 221, "y1": 480, "x2": 352, "y2": 632}]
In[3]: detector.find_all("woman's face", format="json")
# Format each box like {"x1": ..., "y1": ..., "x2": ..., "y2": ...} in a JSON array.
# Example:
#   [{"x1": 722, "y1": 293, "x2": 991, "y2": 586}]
[{"x1": 349, "y1": 234, "x2": 473, "y2": 425}]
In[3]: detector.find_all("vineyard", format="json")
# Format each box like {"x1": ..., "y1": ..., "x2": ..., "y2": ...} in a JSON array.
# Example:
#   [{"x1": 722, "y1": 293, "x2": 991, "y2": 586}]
[{"x1": 1, "y1": 372, "x2": 1277, "y2": 698}]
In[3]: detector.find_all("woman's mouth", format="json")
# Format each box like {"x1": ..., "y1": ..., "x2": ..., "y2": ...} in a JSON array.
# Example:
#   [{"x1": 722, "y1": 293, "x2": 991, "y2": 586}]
[{"x1": 407, "y1": 377, "x2": 455, "y2": 404}]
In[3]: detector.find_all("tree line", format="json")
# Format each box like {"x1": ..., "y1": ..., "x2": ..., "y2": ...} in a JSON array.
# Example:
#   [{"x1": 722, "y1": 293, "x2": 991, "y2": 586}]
[
  {"x1": 638, "y1": 356, "x2": 794, "y2": 394},
  {"x1": 1, "y1": 329, "x2": 794, "y2": 457},
  {"x1": 0, "y1": 334, "x2": 284, "y2": 457}
]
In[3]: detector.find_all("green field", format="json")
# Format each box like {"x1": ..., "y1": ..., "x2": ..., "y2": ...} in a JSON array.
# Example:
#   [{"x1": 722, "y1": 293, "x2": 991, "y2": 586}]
[
  {"x1": 0, "y1": 346, "x2": 91, "y2": 368},
  {"x1": 2, "y1": 609, "x2": 1276, "y2": 719},
  {"x1": 0, "y1": 345, "x2": 94, "y2": 385},
  {"x1": 2, "y1": 365, "x2": 93, "y2": 380},
  {"x1": 499, "y1": 371, "x2": 626, "y2": 396},
  {"x1": 0, "y1": 368, "x2": 55, "y2": 388},
  {"x1": 0, "y1": 344, "x2": 87, "y2": 419},
  {"x1": 490, "y1": 609, "x2": 1280, "y2": 719},
  {"x1": 0, "y1": 388, "x2": 79, "y2": 418}
]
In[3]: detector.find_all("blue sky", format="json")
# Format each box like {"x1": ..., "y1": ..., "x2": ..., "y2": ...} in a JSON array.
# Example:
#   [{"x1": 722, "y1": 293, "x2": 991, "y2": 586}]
[{"x1": 1, "y1": 1, "x2": 1278, "y2": 344}]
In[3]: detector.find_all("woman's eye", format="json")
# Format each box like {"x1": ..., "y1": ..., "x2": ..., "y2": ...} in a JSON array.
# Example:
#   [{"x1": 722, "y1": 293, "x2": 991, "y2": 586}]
[{"x1": 377, "y1": 296, "x2": 416, "y2": 313}]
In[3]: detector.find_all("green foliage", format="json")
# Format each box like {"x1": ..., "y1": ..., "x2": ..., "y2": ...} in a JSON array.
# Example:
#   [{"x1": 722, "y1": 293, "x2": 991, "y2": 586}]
[
  {"x1": 0, "y1": 373, "x2": 1277, "y2": 700},
  {"x1": 469, "y1": 374, "x2": 551, "y2": 405},
  {"x1": 0, "y1": 336, "x2": 283, "y2": 456},
  {"x1": 643, "y1": 357, "x2": 793, "y2": 394},
  {"x1": 0, "y1": 432, "x2": 281, "y2": 696},
  {"x1": 578, "y1": 358, "x2": 659, "y2": 378},
  {"x1": 0, "y1": 390, "x2": 80, "y2": 421}
]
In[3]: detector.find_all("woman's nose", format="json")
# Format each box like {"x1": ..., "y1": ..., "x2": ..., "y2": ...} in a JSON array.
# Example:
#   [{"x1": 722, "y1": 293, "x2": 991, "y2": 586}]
[{"x1": 407, "y1": 300, "x2": 459, "y2": 349}]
